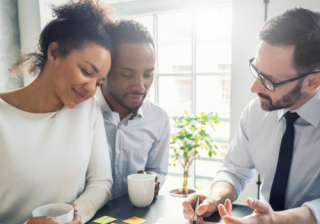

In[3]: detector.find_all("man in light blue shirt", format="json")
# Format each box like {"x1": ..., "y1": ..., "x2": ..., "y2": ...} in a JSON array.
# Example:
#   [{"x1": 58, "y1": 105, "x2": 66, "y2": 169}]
[
  {"x1": 183, "y1": 8, "x2": 320, "y2": 224},
  {"x1": 96, "y1": 20, "x2": 170, "y2": 200}
]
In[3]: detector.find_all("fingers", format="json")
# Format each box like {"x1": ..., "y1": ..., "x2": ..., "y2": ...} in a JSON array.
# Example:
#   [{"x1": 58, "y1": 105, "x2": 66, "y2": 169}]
[
  {"x1": 218, "y1": 205, "x2": 242, "y2": 224},
  {"x1": 182, "y1": 194, "x2": 198, "y2": 220},
  {"x1": 247, "y1": 197, "x2": 271, "y2": 214},
  {"x1": 196, "y1": 198, "x2": 214, "y2": 216},
  {"x1": 137, "y1": 170, "x2": 145, "y2": 174},
  {"x1": 73, "y1": 212, "x2": 82, "y2": 221},
  {"x1": 66, "y1": 212, "x2": 82, "y2": 224},
  {"x1": 182, "y1": 194, "x2": 214, "y2": 220},
  {"x1": 196, "y1": 216, "x2": 204, "y2": 224},
  {"x1": 27, "y1": 216, "x2": 60, "y2": 224},
  {"x1": 67, "y1": 202, "x2": 79, "y2": 213},
  {"x1": 155, "y1": 175, "x2": 158, "y2": 182},
  {"x1": 154, "y1": 181, "x2": 160, "y2": 198},
  {"x1": 222, "y1": 215, "x2": 242, "y2": 224},
  {"x1": 224, "y1": 199, "x2": 232, "y2": 216},
  {"x1": 218, "y1": 204, "x2": 229, "y2": 218}
]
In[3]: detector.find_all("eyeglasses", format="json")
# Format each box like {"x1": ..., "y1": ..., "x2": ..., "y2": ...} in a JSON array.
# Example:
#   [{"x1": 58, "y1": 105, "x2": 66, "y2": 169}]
[{"x1": 249, "y1": 58, "x2": 319, "y2": 92}]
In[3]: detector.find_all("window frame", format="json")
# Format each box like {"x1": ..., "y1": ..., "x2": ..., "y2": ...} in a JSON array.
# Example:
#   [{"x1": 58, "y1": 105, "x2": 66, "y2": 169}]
[{"x1": 146, "y1": 10, "x2": 231, "y2": 188}]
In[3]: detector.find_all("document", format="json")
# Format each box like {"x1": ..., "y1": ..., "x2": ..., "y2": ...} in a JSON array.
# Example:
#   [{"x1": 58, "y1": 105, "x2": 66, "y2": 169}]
[{"x1": 153, "y1": 217, "x2": 222, "y2": 224}]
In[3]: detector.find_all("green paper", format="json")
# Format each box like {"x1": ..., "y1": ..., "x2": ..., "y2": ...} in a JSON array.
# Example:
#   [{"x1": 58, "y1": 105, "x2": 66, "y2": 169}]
[{"x1": 93, "y1": 216, "x2": 117, "y2": 224}]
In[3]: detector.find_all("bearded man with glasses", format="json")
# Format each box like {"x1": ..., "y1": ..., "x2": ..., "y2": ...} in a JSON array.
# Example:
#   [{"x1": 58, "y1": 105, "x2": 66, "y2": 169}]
[{"x1": 182, "y1": 7, "x2": 320, "y2": 224}]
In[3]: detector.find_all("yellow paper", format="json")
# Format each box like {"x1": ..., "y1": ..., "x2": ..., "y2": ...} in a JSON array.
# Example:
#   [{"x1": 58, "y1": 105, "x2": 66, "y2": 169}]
[
  {"x1": 123, "y1": 216, "x2": 147, "y2": 224},
  {"x1": 93, "y1": 216, "x2": 117, "y2": 224}
]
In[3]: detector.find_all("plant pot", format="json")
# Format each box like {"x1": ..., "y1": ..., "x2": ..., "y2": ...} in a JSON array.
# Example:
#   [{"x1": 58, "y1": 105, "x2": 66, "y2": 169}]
[{"x1": 169, "y1": 188, "x2": 196, "y2": 198}]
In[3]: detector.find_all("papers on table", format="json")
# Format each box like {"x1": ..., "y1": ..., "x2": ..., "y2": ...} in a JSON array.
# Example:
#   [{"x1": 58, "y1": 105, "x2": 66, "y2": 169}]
[{"x1": 153, "y1": 217, "x2": 221, "y2": 224}]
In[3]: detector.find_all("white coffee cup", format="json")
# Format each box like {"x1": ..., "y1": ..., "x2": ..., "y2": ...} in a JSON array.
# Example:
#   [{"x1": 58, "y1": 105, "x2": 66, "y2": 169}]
[
  {"x1": 32, "y1": 203, "x2": 74, "y2": 224},
  {"x1": 127, "y1": 173, "x2": 155, "y2": 207}
]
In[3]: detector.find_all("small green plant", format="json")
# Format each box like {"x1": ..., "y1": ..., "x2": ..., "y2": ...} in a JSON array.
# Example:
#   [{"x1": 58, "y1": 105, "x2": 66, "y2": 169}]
[{"x1": 170, "y1": 111, "x2": 221, "y2": 195}]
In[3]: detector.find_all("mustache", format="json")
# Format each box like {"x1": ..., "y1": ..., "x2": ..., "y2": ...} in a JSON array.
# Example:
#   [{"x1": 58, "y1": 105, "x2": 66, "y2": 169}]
[
  {"x1": 126, "y1": 92, "x2": 146, "y2": 96},
  {"x1": 258, "y1": 93, "x2": 271, "y2": 100}
]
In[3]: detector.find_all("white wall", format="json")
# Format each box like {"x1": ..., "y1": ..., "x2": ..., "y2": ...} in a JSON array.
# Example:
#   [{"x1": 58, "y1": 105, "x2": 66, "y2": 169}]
[
  {"x1": 0, "y1": 0, "x2": 23, "y2": 91},
  {"x1": 18, "y1": 0, "x2": 41, "y2": 86},
  {"x1": 231, "y1": 0, "x2": 320, "y2": 205}
]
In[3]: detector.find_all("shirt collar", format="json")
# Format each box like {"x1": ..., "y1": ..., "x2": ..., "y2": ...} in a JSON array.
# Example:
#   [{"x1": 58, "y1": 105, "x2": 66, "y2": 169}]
[
  {"x1": 277, "y1": 90, "x2": 320, "y2": 127},
  {"x1": 95, "y1": 85, "x2": 112, "y2": 113},
  {"x1": 95, "y1": 85, "x2": 144, "y2": 119}
]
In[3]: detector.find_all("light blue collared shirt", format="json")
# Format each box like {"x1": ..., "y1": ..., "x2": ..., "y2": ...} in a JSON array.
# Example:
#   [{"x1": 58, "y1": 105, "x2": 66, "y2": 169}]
[
  {"x1": 95, "y1": 86, "x2": 170, "y2": 199},
  {"x1": 213, "y1": 90, "x2": 320, "y2": 223}
]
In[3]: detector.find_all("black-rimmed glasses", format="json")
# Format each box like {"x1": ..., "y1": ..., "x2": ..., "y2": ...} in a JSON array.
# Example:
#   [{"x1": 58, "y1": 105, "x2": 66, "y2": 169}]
[{"x1": 249, "y1": 58, "x2": 319, "y2": 92}]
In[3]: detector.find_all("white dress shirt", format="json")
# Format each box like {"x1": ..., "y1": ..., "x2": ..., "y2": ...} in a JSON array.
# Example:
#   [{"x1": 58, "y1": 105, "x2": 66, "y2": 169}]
[
  {"x1": 0, "y1": 97, "x2": 113, "y2": 224},
  {"x1": 213, "y1": 90, "x2": 320, "y2": 223},
  {"x1": 95, "y1": 86, "x2": 170, "y2": 199}
]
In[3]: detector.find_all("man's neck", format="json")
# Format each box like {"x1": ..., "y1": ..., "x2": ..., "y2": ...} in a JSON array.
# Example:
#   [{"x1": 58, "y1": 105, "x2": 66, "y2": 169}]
[
  {"x1": 288, "y1": 89, "x2": 318, "y2": 110},
  {"x1": 101, "y1": 84, "x2": 132, "y2": 121}
]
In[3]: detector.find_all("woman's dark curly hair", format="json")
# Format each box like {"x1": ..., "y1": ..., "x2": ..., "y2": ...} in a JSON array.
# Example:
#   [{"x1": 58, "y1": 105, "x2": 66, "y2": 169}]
[{"x1": 10, "y1": 0, "x2": 114, "y2": 77}]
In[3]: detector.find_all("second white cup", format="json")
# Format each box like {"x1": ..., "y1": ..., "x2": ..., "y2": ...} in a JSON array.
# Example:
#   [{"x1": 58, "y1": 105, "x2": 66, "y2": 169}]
[{"x1": 127, "y1": 173, "x2": 155, "y2": 207}]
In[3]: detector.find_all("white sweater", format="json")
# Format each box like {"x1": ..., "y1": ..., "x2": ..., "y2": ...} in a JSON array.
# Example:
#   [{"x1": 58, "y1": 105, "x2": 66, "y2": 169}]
[{"x1": 0, "y1": 97, "x2": 113, "y2": 224}]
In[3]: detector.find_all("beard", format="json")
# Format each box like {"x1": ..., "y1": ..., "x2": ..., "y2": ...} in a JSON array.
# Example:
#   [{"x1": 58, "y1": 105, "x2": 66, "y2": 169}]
[
  {"x1": 106, "y1": 79, "x2": 146, "y2": 112},
  {"x1": 258, "y1": 80, "x2": 303, "y2": 111}
]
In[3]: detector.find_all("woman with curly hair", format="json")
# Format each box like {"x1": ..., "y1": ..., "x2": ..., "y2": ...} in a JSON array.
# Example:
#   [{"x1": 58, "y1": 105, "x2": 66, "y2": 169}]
[{"x1": 0, "y1": 1, "x2": 114, "y2": 223}]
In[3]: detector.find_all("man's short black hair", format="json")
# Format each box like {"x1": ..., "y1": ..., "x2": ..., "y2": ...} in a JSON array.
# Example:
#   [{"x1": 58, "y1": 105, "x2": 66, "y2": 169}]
[
  {"x1": 259, "y1": 7, "x2": 320, "y2": 73},
  {"x1": 108, "y1": 19, "x2": 155, "y2": 57}
]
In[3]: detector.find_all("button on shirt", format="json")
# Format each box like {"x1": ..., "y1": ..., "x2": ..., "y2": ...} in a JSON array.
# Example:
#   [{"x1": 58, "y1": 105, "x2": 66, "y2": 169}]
[
  {"x1": 95, "y1": 86, "x2": 170, "y2": 199},
  {"x1": 213, "y1": 90, "x2": 320, "y2": 223}
]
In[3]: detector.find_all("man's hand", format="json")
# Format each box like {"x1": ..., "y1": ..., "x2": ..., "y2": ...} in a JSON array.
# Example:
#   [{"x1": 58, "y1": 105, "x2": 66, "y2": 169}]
[
  {"x1": 137, "y1": 170, "x2": 160, "y2": 198},
  {"x1": 66, "y1": 202, "x2": 82, "y2": 224},
  {"x1": 218, "y1": 198, "x2": 276, "y2": 224},
  {"x1": 182, "y1": 194, "x2": 219, "y2": 224}
]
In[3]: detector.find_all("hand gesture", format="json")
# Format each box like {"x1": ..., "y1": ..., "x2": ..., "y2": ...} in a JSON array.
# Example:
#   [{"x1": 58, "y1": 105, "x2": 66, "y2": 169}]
[
  {"x1": 182, "y1": 194, "x2": 219, "y2": 224},
  {"x1": 218, "y1": 198, "x2": 276, "y2": 224}
]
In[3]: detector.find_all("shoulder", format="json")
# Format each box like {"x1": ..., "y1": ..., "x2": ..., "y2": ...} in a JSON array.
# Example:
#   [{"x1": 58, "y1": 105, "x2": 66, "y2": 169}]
[
  {"x1": 142, "y1": 99, "x2": 169, "y2": 120},
  {"x1": 241, "y1": 97, "x2": 277, "y2": 125},
  {"x1": 71, "y1": 97, "x2": 102, "y2": 118}
]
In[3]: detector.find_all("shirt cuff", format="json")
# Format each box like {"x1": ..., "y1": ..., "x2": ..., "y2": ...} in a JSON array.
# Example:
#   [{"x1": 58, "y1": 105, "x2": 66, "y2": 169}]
[
  {"x1": 303, "y1": 199, "x2": 320, "y2": 224},
  {"x1": 212, "y1": 171, "x2": 242, "y2": 200}
]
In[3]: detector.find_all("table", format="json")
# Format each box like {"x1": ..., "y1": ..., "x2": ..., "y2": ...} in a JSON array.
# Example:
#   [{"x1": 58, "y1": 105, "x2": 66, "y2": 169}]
[{"x1": 88, "y1": 194, "x2": 253, "y2": 224}]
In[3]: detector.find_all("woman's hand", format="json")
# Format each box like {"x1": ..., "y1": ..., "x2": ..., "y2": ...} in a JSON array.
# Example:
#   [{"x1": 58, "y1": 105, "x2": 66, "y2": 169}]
[
  {"x1": 66, "y1": 202, "x2": 82, "y2": 224},
  {"x1": 27, "y1": 203, "x2": 82, "y2": 224},
  {"x1": 26, "y1": 217, "x2": 60, "y2": 224}
]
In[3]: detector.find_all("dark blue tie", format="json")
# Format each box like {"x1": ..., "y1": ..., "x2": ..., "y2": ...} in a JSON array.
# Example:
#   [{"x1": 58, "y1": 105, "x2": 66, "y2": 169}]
[{"x1": 269, "y1": 112, "x2": 300, "y2": 211}]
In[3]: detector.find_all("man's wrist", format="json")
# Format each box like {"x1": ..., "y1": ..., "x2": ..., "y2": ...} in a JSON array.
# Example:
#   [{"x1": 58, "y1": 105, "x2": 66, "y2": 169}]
[
  {"x1": 273, "y1": 206, "x2": 317, "y2": 224},
  {"x1": 210, "y1": 182, "x2": 237, "y2": 204}
]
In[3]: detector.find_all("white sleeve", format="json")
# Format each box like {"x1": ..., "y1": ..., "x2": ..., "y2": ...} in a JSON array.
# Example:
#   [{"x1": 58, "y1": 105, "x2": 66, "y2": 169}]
[
  {"x1": 74, "y1": 101, "x2": 113, "y2": 223},
  {"x1": 303, "y1": 199, "x2": 320, "y2": 224},
  {"x1": 212, "y1": 105, "x2": 255, "y2": 199},
  {"x1": 145, "y1": 113, "x2": 170, "y2": 186}
]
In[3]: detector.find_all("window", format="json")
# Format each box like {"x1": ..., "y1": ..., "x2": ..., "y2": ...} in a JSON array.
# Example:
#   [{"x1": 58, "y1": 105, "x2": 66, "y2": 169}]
[
  {"x1": 130, "y1": 6, "x2": 232, "y2": 193},
  {"x1": 39, "y1": 0, "x2": 232, "y2": 194}
]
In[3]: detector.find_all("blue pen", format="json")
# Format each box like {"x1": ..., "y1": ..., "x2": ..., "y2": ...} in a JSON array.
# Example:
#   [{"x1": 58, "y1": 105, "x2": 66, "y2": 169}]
[{"x1": 193, "y1": 196, "x2": 200, "y2": 224}]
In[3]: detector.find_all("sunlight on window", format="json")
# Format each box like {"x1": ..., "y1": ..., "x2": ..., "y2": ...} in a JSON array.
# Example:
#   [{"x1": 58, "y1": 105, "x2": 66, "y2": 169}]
[{"x1": 129, "y1": 6, "x2": 232, "y2": 194}]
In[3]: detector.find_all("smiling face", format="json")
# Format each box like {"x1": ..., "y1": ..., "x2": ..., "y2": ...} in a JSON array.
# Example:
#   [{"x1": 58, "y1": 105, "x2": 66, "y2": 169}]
[
  {"x1": 51, "y1": 43, "x2": 111, "y2": 109},
  {"x1": 251, "y1": 41, "x2": 308, "y2": 111},
  {"x1": 103, "y1": 43, "x2": 156, "y2": 113}
]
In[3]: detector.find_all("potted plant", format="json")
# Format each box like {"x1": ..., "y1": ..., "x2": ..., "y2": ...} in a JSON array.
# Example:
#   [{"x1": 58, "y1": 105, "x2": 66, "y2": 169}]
[{"x1": 169, "y1": 111, "x2": 221, "y2": 196}]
